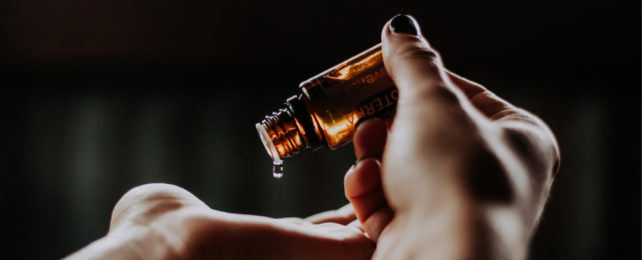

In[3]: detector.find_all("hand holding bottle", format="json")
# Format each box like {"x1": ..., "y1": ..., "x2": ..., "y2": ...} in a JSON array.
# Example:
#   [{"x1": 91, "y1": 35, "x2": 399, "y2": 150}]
[
  {"x1": 66, "y1": 14, "x2": 560, "y2": 260},
  {"x1": 344, "y1": 14, "x2": 560, "y2": 259}
]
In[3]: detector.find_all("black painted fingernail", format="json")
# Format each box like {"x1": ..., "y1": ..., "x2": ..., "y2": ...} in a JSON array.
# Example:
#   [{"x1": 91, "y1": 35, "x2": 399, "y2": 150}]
[{"x1": 389, "y1": 14, "x2": 418, "y2": 35}]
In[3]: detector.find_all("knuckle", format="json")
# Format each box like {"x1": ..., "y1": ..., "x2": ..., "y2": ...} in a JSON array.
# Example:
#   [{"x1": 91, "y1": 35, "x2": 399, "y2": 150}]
[
  {"x1": 503, "y1": 127, "x2": 544, "y2": 171},
  {"x1": 500, "y1": 118, "x2": 560, "y2": 180},
  {"x1": 394, "y1": 40, "x2": 442, "y2": 71},
  {"x1": 395, "y1": 40, "x2": 439, "y2": 61}
]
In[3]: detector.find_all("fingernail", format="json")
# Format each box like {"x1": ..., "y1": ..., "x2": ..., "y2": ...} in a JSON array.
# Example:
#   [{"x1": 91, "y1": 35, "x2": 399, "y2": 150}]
[{"x1": 389, "y1": 14, "x2": 419, "y2": 35}]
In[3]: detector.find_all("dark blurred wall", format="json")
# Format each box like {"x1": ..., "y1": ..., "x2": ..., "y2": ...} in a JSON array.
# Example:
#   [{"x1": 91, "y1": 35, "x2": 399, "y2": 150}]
[{"x1": 1, "y1": 0, "x2": 639, "y2": 259}]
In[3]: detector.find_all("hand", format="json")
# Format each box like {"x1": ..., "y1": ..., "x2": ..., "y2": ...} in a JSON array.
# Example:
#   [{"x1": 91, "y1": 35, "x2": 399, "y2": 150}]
[
  {"x1": 66, "y1": 184, "x2": 373, "y2": 259},
  {"x1": 344, "y1": 15, "x2": 560, "y2": 259}
]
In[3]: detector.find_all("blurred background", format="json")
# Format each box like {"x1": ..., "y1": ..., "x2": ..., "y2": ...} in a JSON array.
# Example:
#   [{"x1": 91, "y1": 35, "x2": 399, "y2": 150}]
[{"x1": 1, "y1": 0, "x2": 639, "y2": 258}]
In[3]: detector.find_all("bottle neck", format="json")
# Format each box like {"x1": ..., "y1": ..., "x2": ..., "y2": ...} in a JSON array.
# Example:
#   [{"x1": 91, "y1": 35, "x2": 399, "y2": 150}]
[{"x1": 256, "y1": 95, "x2": 321, "y2": 161}]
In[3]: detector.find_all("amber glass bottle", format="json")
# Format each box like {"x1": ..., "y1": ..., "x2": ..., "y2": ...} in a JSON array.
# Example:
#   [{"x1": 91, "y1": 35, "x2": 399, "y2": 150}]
[{"x1": 256, "y1": 43, "x2": 397, "y2": 163}]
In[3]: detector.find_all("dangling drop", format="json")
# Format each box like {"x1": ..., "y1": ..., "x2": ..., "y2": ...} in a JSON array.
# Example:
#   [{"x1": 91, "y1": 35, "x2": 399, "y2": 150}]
[{"x1": 272, "y1": 161, "x2": 284, "y2": 179}]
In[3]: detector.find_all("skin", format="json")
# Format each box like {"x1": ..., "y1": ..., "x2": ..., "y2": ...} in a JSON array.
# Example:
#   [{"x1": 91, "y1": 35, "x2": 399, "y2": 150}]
[
  {"x1": 66, "y1": 184, "x2": 373, "y2": 260},
  {"x1": 344, "y1": 16, "x2": 560, "y2": 259},
  {"x1": 67, "y1": 16, "x2": 559, "y2": 260}
]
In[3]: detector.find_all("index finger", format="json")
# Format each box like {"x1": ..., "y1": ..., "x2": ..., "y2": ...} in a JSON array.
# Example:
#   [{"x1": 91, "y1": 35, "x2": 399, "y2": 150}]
[
  {"x1": 353, "y1": 118, "x2": 388, "y2": 161},
  {"x1": 305, "y1": 204, "x2": 357, "y2": 225}
]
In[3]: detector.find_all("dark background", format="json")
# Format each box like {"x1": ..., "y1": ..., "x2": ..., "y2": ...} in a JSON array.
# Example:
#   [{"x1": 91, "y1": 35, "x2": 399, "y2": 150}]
[{"x1": 2, "y1": 0, "x2": 639, "y2": 259}]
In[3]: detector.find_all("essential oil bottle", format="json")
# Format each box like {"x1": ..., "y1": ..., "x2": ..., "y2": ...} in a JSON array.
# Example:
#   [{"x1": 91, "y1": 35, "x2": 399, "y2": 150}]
[{"x1": 256, "y1": 43, "x2": 397, "y2": 165}]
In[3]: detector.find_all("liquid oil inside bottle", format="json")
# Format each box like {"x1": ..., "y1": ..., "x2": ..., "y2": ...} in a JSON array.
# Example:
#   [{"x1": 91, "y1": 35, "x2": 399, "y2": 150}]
[
  {"x1": 256, "y1": 44, "x2": 397, "y2": 178},
  {"x1": 272, "y1": 161, "x2": 284, "y2": 179}
]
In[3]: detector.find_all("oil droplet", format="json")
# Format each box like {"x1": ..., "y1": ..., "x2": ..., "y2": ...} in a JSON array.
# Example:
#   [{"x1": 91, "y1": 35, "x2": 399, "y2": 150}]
[{"x1": 272, "y1": 162, "x2": 284, "y2": 179}]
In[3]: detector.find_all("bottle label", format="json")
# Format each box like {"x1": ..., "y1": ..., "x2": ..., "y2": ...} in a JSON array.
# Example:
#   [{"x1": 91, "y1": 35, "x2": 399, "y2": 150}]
[
  {"x1": 348, "y1": 66, "x2": 389, "y2": 89},
  {"x1": 355, "y1": 87, "x2": 398, "y2": 118},
  {"x1": 299, "y1": 46, "x2": 398, "y2": 148}
]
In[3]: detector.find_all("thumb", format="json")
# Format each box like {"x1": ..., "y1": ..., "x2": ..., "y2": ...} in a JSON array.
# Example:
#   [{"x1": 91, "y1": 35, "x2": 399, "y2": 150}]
[{"x1": 381, "y1": 14, "x2": 455, "y2": 106}]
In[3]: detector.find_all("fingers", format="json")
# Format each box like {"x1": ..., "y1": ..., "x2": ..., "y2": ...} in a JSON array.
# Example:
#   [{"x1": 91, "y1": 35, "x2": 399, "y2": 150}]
[
  {"x1": 344, "y1": 158, "x2": 392, "y2": 241},
  {"x1": 304, "y1": 204, "x2": 357, "y2": 225},
  {"x1": 446, "y1": 71, "x2": 560, "y2": 177},
  {"x1": 344, "y1": 119, "x2": 392, "y2": 241},
  {"x1": 345, "y1": 159, "x2": 384, "y2": 217},
  {"x1": 278, "y1": 217, "x2": 308, "y2": 225},
  {"x1": 295, "y1": 119, "x2": 388, "y2": 228},
  {"x1": 348, "y1": 119, "x2": 387, "y2": 218},
  {"x1": 188, "y1": 211, "x2": 374, "y2": 260},
  {"x1": 381, "y1": 15, "x2": 458, "y2": 107},
  {"x1": 353, "y1": 118, "x2": 387, "y2": 160},
  {"x1": 381, "y1": 15, "x2": 518, "y2": 122},
  {"x1": 263, "y1": 221, "x2": 374, "y2": 260}
]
